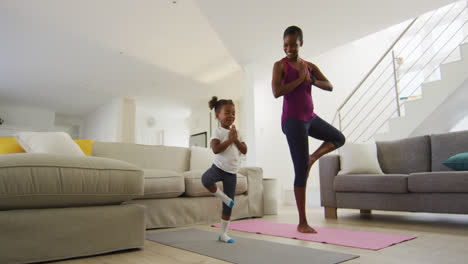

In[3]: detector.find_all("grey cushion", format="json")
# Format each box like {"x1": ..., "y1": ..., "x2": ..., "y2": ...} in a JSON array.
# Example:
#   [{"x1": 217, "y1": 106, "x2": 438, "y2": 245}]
[
  {"x1": 431, "y1": 130, "x2": 468, "y2": 171},
  {"x1": 334, "y1": 174, "x2": 408, "y2": 193},
  {"x1": 376, "y1": 135, "x2": 431, "y2": 174},
  {"x1": 141, "y1": 169, "x2": 185, "y2": 199},
  {"x1": 408, "y1": 171, "x2": 468, "y2": 192},
  {"x1": 0, "y1": 153, "x2": 144, "y2": 210},
  {"x1": 183, "y1": 170, "x2": 247, "y2": 197}
]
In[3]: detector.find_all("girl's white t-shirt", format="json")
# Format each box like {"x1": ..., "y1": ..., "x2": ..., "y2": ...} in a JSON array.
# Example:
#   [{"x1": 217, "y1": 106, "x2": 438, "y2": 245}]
[{"x1": 211, "y1": 127, "x2": 243, "y2": 174}]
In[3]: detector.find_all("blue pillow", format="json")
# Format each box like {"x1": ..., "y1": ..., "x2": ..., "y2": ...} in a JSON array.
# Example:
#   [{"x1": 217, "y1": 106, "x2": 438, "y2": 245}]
[{"x1": 442, "y1": 152, "x2": 468, "y2": 171}]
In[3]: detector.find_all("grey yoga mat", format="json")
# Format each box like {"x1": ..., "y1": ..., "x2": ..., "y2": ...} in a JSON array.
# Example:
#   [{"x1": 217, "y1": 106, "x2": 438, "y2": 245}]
[{"x1": 146, "y1": 228, "x2": 359, "y2": 264}]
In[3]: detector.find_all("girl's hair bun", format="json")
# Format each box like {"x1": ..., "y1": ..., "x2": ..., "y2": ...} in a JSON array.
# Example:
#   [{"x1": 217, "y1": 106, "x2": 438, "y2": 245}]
[
  {"x1": 209, "y1": 96, "x2": 234, "y2": 113},
  {"x1": 208, "y1": 96, "x2": 218, "y2": 110}
]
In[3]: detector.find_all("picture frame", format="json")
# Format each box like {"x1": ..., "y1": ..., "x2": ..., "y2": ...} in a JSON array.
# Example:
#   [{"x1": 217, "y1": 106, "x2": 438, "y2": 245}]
[{"x1": 189, "y1": 132, "x2": 207, "y2": 148}]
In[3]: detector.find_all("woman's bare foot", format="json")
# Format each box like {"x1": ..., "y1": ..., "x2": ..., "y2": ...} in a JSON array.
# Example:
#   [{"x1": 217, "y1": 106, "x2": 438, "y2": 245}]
[{"x1": 297, "y1": 223, "x2": 317, "y2": 233}]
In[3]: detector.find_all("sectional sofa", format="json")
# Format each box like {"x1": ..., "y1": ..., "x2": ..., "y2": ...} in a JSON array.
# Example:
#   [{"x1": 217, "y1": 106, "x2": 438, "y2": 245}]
[
  {"x1": 319, "y1": 130, "x2": 468, "y2": 218},
  {"x1": 0, "y1": 141, "x2": 264, "y2": 263}
]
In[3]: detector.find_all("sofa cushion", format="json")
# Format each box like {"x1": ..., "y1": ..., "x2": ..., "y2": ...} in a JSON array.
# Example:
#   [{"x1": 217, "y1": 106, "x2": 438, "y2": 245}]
[
  {"x1": 183, "y1": 170, "x2": 247, "y2": 197},
  {"x1": 93, "y1": 142, "x2": 190, "y2": 172},
  {"x1": 190, "y1": 146, "x2": 214, "y2": 171},
  {"x1": 141, "y1": 169, "x2": 184, "y2": 199},
  {"x1": 408, "y1": 172, "x2": 468, "y2": 192},
  {"x1": 431, "y1": 130, "x2": 468, "y2": 171},
  {"x1": 0, "y1": 153, "x2": 144, "y2": 210},
  {"x1": 376, "y1": 135, "x2": 431, "y2": 174},
  {"x1": 334, "y1": 174, "x2": 408, "y2": 193}
]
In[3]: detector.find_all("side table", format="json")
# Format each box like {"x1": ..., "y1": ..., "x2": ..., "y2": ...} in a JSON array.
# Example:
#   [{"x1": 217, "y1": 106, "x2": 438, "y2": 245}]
[{"x1": 262, "y1": 178, "x2": 279, "y2": 215}]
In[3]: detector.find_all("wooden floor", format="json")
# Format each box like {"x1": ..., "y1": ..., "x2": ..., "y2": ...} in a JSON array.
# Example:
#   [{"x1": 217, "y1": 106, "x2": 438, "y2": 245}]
[{"x1": 55, "y1": 206, "x2": 468, "y2": 264}]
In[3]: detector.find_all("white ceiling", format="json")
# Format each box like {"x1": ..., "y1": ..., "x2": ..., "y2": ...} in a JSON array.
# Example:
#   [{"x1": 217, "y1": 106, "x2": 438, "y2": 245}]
[
  {"x1": 0, "y1": 0, "x2": 457, "y2": 116},
  {"x1": 197, "y1": 0, "x2": 457, "y2": 64}
]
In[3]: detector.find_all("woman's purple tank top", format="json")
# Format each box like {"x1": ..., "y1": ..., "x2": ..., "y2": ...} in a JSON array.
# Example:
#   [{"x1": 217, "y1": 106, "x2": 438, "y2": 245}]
[{"x1": 281, "y1": 58, "x2": 316, "y2": 127}]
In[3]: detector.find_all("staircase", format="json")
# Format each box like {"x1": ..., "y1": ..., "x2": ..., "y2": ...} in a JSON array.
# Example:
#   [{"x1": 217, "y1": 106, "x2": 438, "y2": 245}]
[
  {"x1": 375, "y1": 42, "x2": 468, "y2": 140},
  {"x1": 333, "y1": 0, "x2": 468, "y2": 142}
]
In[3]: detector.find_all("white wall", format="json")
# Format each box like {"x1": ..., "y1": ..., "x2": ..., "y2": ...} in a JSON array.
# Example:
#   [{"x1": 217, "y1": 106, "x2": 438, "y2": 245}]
[
  {"x1": 243, "y1": 22, "x2": 410, "y2": 204},
  {"x1": 83, "y1": 98, "x2": 123, "y2": 142},
  {"x1": 54, "y1": 113, "x2": 85, "y2": 139},
  {"x1": 0, "y1": 102, "x2": 82, "y2": 138},
  {"x1": 135, "y1": 102, "x2": 190, "y2": 148},
  {"x1": 0, "y1": 99, "x2": 133, "y2": 141},
  {"x1": 189, "y1": 103, "x2": 213, "y2": 141},
  {"x1": 0, "y1": 102, "x2": 55, "y2": 131}
]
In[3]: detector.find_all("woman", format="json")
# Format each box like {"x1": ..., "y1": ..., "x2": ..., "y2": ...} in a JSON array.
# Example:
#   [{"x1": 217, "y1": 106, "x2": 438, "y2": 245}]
[{"x1": 271, "y1": 25, "x2": 345, "y2": 233}]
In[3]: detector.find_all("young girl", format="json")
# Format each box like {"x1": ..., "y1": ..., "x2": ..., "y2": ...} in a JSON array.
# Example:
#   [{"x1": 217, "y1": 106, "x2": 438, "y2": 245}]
[
  {"x1": 271, "y1": 26, "x2": 345, "y2": 233},
  {"x1": 202, "y1": 96, "x2": 247, "y2": 243}
]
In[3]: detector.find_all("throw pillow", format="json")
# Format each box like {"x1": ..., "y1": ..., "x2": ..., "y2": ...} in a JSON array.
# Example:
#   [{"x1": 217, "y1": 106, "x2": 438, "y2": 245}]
[
  {"x1": 338, "y1": 142, "x2": 384, "y2": 175},
  {"x1": 190, "y1": 146, "x2": 214, "y2": 171},
  {"x1": 14, "y1": 132, "x2": 85, "y2": 156},
  {"x1": 0, "y1": 138, "x2": 26, "y2": 155},
  {"x1": 0, "y1": 138, "x2": 93, "y2": 156},
  {"x1": 74, "y1": 140, "x2": 94, "y2": 156},
  {"x1": 442, "y1": 152, "x2": 468, "y2": 171}
]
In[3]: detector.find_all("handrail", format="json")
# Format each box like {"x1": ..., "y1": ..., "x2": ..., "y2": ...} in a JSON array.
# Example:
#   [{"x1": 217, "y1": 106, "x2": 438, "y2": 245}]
[
  {"x1": 343, "y1": 4, "x2": 466, "y2": 135},
  {"x1": 365, "y1": 33, "x2": 468, "y2": 142},
  {"x1": 332, "y1": 0, "x2": 468, "y2": 142},
  {"x1": 335, "y1": 17, "x2": 418, "y2": 113},
  {"x1": 340, "y1": 4, "x2": 451, "y2": 124}
]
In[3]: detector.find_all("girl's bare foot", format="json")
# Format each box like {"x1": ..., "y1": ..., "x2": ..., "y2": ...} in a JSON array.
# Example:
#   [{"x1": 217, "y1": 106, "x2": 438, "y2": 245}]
[{"x1": 297, "y1": 223, "x2": 317, "y2": 233}]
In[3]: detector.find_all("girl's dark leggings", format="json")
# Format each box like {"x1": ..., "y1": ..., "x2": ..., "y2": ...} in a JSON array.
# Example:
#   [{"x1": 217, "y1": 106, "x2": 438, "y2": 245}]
[
  {"x1": 201, "y1": 164, "x2": 237, "y2": 216},
  {"x1": 282, "y1": 116, "x2": 345, "y2": 187}
]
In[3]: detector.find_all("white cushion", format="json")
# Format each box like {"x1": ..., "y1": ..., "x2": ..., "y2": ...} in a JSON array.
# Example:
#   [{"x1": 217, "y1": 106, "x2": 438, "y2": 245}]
[
  {"x1": 338, "y1": 142, "x2": 383, "y2": 175},
  {"x1": 189, "y1": 146, "x2": 214, "y2": 171},
  {"x1": 14, "y1": 132, "x2": 84, "y2": 156}
]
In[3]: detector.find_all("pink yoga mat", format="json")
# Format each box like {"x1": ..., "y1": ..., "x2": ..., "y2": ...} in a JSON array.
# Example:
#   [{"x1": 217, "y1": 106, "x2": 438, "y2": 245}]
[{"x1": 212, "y1": 220, "x2": 416, "y2": 250}]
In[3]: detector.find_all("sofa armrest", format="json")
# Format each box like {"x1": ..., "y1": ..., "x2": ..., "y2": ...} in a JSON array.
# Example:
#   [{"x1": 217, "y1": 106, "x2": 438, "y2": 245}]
[
  {"x1": 238, "y1": 167, "x2": 264, "y2": 217},
  {"x1": 319, "y1": 154, "x2": 340, "y2": 208}
]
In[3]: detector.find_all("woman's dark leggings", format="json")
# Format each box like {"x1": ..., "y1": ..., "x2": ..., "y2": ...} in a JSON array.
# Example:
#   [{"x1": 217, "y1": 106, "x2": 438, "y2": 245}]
[
  {"x1": 282, "y1": 116, "x2": 345, "y2": 187},
  {"x1": 202, "y1": 165, "x2": 237, "y2": 216}
]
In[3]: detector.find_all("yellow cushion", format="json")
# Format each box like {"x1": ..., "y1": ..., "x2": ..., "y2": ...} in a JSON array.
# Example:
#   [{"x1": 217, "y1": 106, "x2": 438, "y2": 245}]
[
  {"x1": 0, "y1": 138, "x2": 93, "y2": 156},
  {"x1": 0, "y1": 138, "x2": 26, "y2": 155},
  {"x1": 74, "y1": 140, "x2": 94, "y2": 156}
]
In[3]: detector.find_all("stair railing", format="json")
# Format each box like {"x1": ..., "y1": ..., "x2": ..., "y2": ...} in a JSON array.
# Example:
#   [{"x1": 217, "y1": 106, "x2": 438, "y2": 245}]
[{"x1": 332, "y1": 0, "x2": 468, "y2": 142}]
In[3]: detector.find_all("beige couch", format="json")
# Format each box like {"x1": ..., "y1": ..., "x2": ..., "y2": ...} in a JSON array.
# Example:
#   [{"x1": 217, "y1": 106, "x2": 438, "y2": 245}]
[
  {"x1": 92, "y1": 142, "x2": 265, "y2": 229},
  {"x1": 0, "y1": 142, "x2": 264, "y2": 264}
]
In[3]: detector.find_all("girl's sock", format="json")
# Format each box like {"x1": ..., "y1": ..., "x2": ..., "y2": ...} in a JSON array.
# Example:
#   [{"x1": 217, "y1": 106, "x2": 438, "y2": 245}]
[
  {"x1": 218, "y1": 219, "x2": 235, "y2": 243},
  {"x1": 214, "y1": 189, "x2": 234, "y2": 208}
]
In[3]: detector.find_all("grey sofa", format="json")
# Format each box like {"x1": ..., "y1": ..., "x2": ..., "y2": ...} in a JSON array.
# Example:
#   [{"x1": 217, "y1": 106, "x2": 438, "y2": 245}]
[{"x1": 319, "y1": 130, "x2": 468, "y2": 219}]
